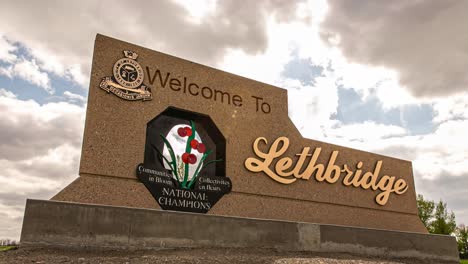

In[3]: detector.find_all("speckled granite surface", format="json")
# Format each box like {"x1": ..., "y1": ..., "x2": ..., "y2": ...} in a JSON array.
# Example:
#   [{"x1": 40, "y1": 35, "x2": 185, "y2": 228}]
[{"x1": 53, "y1": 34, "x2": 426, "y2": 233}]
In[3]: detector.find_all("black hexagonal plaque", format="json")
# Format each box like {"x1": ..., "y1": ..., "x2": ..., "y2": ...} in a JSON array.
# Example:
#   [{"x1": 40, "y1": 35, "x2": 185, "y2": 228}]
[{"x1": 136, "y1": 107, "x2": 231, "y2": 213}]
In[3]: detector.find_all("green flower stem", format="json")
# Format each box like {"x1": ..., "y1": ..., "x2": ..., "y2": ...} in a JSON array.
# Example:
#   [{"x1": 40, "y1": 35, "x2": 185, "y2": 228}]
[
  {"x1": 187, "y1": 150, "x2": 210, "y2": 188},
  {"x1": 151, "y1": 144, "x2": 179, "y2": 182},
  {"x1": 160, "y1": 134, "x2": 180, "y2": 182},
  {"x1": 201, "y1": 158, "x2": 223, "y2": 170},
  {"x1": 182, "y1": 120, "x2": 196, "y2": 188}
]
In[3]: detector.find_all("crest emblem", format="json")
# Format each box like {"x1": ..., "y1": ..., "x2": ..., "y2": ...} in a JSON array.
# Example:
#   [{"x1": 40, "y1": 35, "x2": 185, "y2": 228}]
[{"x1": 100, "y1": 50, "x2": 152, "y2": 101}]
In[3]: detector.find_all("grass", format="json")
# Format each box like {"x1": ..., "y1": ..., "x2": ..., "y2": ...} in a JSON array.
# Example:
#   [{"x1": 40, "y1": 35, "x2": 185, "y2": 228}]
[
  {"x1": 0, "y1": 245, "x2": 18, "y2": 252},
  {"x1": 460, "y1": 260, "x2": 468, "y2": 264}
]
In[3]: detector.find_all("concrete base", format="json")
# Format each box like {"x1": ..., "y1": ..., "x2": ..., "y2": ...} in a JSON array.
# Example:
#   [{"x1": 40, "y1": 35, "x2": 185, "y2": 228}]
[{"x1": 20, "y1": 199, "x2": 459, "y2": 263}]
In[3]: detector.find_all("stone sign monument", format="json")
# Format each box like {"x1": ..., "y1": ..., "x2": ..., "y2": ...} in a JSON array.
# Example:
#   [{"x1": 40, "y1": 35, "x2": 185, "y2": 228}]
[
  {"x1": 51, "y1": 34, "x2": 423, "y2": 232},
  {"x1": 20, "y1": 34, "x2": 459, "y2": 262}
]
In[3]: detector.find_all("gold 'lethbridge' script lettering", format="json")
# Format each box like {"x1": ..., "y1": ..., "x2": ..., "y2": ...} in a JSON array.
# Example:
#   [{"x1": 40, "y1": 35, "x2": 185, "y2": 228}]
[{"x1": 244, "y1": 137, "x2": 409, "y2": 206}]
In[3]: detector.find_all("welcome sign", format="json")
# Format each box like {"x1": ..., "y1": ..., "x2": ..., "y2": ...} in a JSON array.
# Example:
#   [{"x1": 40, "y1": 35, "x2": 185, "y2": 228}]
[{"x1": 52, "y1": 34, "x2": 427, "y2": 233}]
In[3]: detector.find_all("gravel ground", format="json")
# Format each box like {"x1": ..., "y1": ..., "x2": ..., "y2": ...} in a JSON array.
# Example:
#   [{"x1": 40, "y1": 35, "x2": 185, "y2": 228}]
[{"x1": 0, "y1": 247, "x2": 431, "y2": 264}]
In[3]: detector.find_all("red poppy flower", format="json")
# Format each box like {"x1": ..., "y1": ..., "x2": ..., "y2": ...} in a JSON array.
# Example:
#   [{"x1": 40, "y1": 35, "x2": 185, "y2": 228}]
[
  {"x1": 190, "y1": 139, "x2": 199, "y2": 149},
  {"x1": 188, "y1": 154, "x2": 197, "y2": 164},
  {"x1": 177, "y1": 127, "x2": 187, "y2": 137},
  {"x1": 197, "y1": 143, "x2": 206, "y2": 153},
  {"x1": 182, "y1": 153, "x2": 189, "y2": 163},
  {"x1": 184, "y1": 127, "x2": 192, "y2": 137}
]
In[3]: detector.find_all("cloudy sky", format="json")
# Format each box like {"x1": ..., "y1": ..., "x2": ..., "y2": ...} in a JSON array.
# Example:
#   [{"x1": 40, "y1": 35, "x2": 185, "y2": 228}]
[{"x1": 1, "y1": 0, "x2": 467, "y2": 240}]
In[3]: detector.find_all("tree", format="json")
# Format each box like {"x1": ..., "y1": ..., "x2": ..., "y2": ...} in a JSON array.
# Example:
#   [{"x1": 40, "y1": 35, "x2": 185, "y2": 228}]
[
  {"x1": 457, "y1": 224, "x2": 468, "y2": 259},
  {"x1": 430, "y1": 200, "x2": 457, "y2": 235},
  {"x1": 417, "y1": 194, "x2": 435, "y2": 229},
  {"x1": 416, "y1": 194, "x2": 456, "y2": 235}
]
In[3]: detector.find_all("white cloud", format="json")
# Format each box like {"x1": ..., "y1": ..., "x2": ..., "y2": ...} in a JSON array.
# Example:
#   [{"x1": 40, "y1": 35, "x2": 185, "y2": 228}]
[
  {"x1": 326, "y1": 120, "x2": 468, "y2": 181},
  {"x1": 0, "y1": 89, "x2": 16, "y2": 98},
  {"x1": 0, "y1": 58, "x2": 52, "y2": 93},
  {"x1": 12, "y1": 59, "x2": 51, "y2": 92},
  {"x1": 31, "y1": 49, "x2": 88, "y2": 87},
  {"x1": 326, "y1": 121, "x2": 407, "y2": 142},
  {"x1": 0, "y1": 0, "x2": 308, "y2": 89},
  {"x1": 321, "y1": 0, "x2": 468, "y2": 98},
  {"x1": 0, "y1": 66, "x2": 12, "y2": 78},
  {"x1": 0, "y1": 90, "x2": 84, "y2": 160},
  {"x1": 63, "y1": 91, "x2": 86, "y2": 103},
  {"x1": 283, "y1": 76, "x2": 340, "y2": 140},
  {"x1": 319, "y1": 48, "x2": 426, "y2": 109},
  {"x1": 171, "y1": 0, "x2": 217, "y2": 24},
  {"x1": 0, "y1": 144, "x2": 79, "y2": 194},
  {"x1": 219, "y1": 0, "x2": 340, "y2": 140},
  {"x1": 433, "y1": 93, "x2": 468, "y2": 123},
  {"x1": 311, "y1": 118, "x2": 468, "y2": 224},
  {"x1": 0, "y1": 35, "x2": 17, "y2": 63},
  {"x1": 0, "y1": 38, "x2": 87, "y2": 90},
  {"x1": 0, "y1": 89, "x2": 84, "y2": 239}
]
